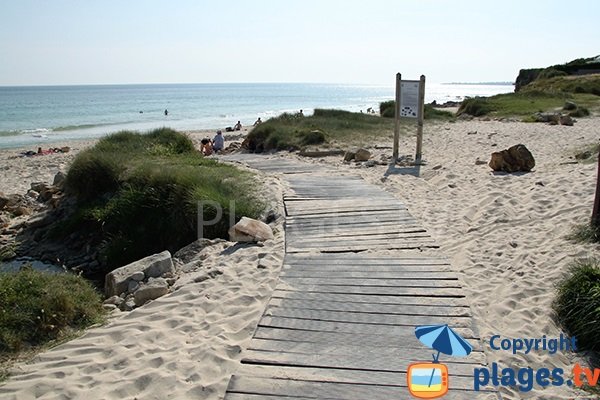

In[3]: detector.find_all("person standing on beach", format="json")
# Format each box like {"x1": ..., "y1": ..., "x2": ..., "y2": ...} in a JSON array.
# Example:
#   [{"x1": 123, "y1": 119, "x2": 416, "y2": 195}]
[
  {"x1": 212, "y1": 130, "x2": 224, "y2": 153},
  {"x1": 164, "y1": 109, "x2": 168, "y2": 116}
]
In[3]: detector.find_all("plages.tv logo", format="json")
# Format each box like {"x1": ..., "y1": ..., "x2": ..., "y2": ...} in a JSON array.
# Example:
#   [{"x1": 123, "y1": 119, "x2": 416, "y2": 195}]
[{"x1": 408, "y1": 324, "x2": 473, "y2": 399}]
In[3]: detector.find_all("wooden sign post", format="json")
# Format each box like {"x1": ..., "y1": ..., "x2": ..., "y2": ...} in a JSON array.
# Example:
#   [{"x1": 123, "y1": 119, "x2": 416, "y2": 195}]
[{"x1": 393, "y1": 74, "x2": 426, "y2": 163}]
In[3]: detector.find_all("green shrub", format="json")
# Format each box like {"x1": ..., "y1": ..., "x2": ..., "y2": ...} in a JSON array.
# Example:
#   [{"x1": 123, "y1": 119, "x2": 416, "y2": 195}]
[
  {"x1": 62, "y1": 128, "x2": 263, "y2": 271},
  {"x1": 569, "y1": 107, "x2": 591, "y2": 117},
  {"x1": 380, "y1": 100, "x2": 395, "y2": 118},
  {"x1": 538, "y1": 68, "x2": 568, "y2": 80},
  {"x1": 0, "y1": 268, "x2": 105, "y2": 353},
  {"x1": 457, "y1": 97, "x2": 495, "y2": 117},
  {"x1": 65, "y1": 151, "x2": 124, "y2": 201},
  {"x1": 554, "y1": 259, "x2": 600, "y2": 351}
]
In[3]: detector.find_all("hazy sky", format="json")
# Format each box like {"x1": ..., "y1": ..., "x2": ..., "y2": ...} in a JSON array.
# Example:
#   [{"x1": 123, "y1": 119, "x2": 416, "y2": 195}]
[{"x1": 1, "y1": 0, "x2": 598, "y2": 86}]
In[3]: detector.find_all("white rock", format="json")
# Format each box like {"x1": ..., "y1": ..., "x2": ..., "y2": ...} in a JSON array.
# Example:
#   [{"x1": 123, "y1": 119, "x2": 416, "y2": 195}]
[
  {"x1": 228, "y1": 217, "x2": 274, "y2": 242},
  {"x1": 133, "y1": 278, "x2": 169, "y2": 306},
  {"x1": 131, "y1": 271, "x2": 145, "y2": 281},
  {"x1": 105, "y1": 250, "x2": 173, "y2": 297}
]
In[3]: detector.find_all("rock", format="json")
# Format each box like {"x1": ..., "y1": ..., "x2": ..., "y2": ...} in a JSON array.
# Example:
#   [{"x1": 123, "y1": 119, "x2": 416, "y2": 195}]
[
  {"x1": 432, "y1": 165, "x2": 443, "y2": 170},
  {"x1": 133, "y1": 278, "x2": 169, "y2": 306},
  {"x1": 127, "y1": 280, "x2": 140, "y2": 293},
  {"x1": 0, "y1": 193, "x2": 8, "y2": 210},
  {"x1": 131, "y1": 271, "x2": 145, "y2": 281},
  {"x1": 53, "y1": 172, "x2": 66, "y2": 188},
  {"x1": 354, "y1": 148, "x2": 371, "y2": 162},
  {"x1": 120, "y1": 298, "x2": 136, "y2": 311},
  {"x1": 575, "y1": 151, "x2": 592, "y2": 160},
  {"x1": 228, "y1": 217, "x2": 274, "y2": 242},
  {"x1": 475, "y1": 159, "x2": 488, "y2": 165},
  {"x1": 489, "y1": 144, "x2": 535, "y2": 173},
  {"x1": 343, "y1": 151, "x2": 356, "y2": 162},
  {"x1": 103, "y1": 295, "x2": 123, "y2": 306},
  {"x1": 12, "y1": 206, "x2": 32, "y2": 216},
  {"x1": 533, "y1": 112, "x2": 560, "y2": 123},
  {"x1": 102, "y1": 303, "x2": 118, "y2": 311},
  {"x1": 363, "y1": 160, "x2": 376, "y2": 167},
  {"x1": 30, "y1": 182, "x2": 49, "y2": 193},
  {"x1": 559, "y1": 115, "x2": 574, "y2": 126},
  {"x1": 105, "y1": 250, "x2": 174, "y2": 297},
  {"x1": 467, "y1": 131, "x2": 478, "y2": 135},
  {"x1": 563, "y1": 101, "x2": 578, "y2": 111}
]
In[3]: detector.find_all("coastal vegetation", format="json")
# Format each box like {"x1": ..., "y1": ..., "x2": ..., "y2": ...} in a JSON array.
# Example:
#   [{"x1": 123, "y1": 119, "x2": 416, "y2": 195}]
[
  {"x1": 0, "y1": 266, "x2": 105, "y2": 373},
  {"x1": 244, "y1": 109, "x2": 396, "y2": 152},
  {"x1": 60, "y1": 128, "x2": 263, "y2": 273},
  {"x1": 554, "y1": 259, "x2": 600, "y2": 352}
]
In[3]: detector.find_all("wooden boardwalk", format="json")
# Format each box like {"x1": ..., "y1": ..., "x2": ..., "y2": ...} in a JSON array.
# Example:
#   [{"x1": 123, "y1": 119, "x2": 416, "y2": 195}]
[{"x1": 222, "y1": 156, "x2": 498, "y2": 399}]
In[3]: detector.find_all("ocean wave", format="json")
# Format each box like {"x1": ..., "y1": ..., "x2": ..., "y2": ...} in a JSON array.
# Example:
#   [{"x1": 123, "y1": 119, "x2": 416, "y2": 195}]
[{"x1": 53, "y1": 123, "x2": 111, "y2": 132}]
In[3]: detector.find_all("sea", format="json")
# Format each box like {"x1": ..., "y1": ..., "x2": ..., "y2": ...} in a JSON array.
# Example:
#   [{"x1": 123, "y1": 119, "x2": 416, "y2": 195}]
[{"x1": 0, "y1": 82, "x2": 514, "y2": 149}]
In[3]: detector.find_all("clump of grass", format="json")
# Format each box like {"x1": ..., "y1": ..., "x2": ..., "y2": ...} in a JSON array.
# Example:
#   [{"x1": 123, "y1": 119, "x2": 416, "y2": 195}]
[
  {"x1": 569, "y1": 223, "x2": 600, "y2": 243},
  {"x1": 457, "y1": 97, "x2": 495, "y2": 117},
  {"x1": 554, "y1": 259, "x2": 600, "y2": 352},
  {"x1": 63, "y1": 128, "x2": 263, "y2": 271},
  {"x1": 244, "y1": 109, "x2": 395, "y2": 152},
  {"x1": 0, "y1": 267, "x2": 105, "y2": 353},
  {"x1": 379, "y1": 100, "x2": 395, "y2": 118},
  {"x1": 378, "y1": 101, "x2": 455, "y2": 120},
  {"x1": 522, "y1": 74, "x2": 600, "y2": 97}
]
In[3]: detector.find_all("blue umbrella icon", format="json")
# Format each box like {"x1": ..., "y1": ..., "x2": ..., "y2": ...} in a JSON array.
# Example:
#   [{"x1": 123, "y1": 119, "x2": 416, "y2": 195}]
[{"x1": 415, "y1": 324, "x2": 473, "y2": 387}]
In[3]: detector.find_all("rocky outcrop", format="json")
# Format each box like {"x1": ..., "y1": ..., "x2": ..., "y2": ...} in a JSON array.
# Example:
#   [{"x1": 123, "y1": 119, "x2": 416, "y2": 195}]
[
  {"x1": 228, "y1": 217, "x2": 274, "y2": 242},
  {"x1": 105, "y1": 250, "x2": 174, "y2": 297},
  {"x1": 489, "y1": 144, "x2": 535, "y2": 173},
  {"x1": 343, "y1": 148, "x2": 371, "y2": 162},
  {"x1": 103, "y1": 251, "x2": 177, "y2": 311}
]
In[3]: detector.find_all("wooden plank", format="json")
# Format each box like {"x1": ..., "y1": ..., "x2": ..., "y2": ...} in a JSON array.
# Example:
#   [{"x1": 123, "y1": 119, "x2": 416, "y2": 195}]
[
  {"x1": 258, "y1": 316, "x2": 477, "y2": 339},
  {"x1": 227, "y1": 376, "x2": 488, "y2": 400},
  {"x1": 232, "y1": 364, "x2": 497, "y2": 394},
  {"x1": 268, "y1": 298, "x2": 471, "y2": 317},
  {"x1": 287, "y1": 243, "x2": 439, "y2": 253},
  {"x1": 287, "y1": 236, "x2": 436, "y2": 248},
  {"x1": 241, "y1": 349, "x2": 480, "y2": 376},
  {"x1": 286, "y1": 226, "x2": 426, "y2": 237},
  {"x1": 279, "y1": 277, "x2": 460, "y2": 288},
  {"x1": 246, "y1": 338, "x2": 485, "y2": 364},
  {"x1": 252, "y1": 326, "x2": 480, "y2": 350},
  {"x1": 275, "y1": 283, "x2": 460, "y2": 296},
  {"x1": 281, "y1": 265, "x2": 454, "y2": 274},
  {"x1": 262, "y1": 308, "x2": 473, "y2": 329},
  {"x1": 270, "y1": 290, "x2": 468, "y2": 307},
  {"x1": 280, "y1": 270, "x2": 457, "y2": 279},
  {"x1": 284, "y1": 254, "x2": 449, "y2": 262}
]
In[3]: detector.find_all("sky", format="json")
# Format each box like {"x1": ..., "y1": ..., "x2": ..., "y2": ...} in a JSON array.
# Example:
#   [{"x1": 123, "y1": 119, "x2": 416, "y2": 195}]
[{"x1": 0, "y1": 0, "x2": 598, "y2": 86}]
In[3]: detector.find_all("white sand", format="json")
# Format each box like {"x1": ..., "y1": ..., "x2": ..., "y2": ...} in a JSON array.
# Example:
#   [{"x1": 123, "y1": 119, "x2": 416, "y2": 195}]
[{"x1": 2, "y1": 117, "x2": 600, "y2": 399}]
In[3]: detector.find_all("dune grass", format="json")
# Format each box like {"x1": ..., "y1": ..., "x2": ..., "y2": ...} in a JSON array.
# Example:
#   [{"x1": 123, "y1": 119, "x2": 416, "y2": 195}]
[
  {"x1": 61, "y1": 128, "x2": 263, "y2": 272},
  {"x1": 244, "y1": 109, "x2": 398, "y2": 152},
  {"x1": 0, "y1": 267, "x2": 105, "y2": 355},
  {"x1": 457, "y1": 90, "x2": 599, "y2": 119},
  {"x1": 554, "y1": 259, "x2": 600, "y2": 352}
]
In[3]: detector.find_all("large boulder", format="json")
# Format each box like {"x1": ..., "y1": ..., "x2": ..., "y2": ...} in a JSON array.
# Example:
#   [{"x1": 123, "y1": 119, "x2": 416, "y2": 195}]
[
  {"x1": 229, "y1": 217, "x2": 274, "y2": 242},
  {"x1": 355, "y1": 148, "x2": 371, "y2": 162},
  {"x1": 489, "y1": 144, "x2": 535, "y2": 173},
  {"x1": 105, "y1": 250, "x2": 174, "y2": 296}
]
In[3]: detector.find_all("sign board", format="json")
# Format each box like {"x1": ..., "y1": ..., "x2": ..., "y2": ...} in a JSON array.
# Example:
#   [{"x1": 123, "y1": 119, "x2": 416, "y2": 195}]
[
  {"x1": 400, "y1": 80, "x2": 420, "y2": 118},
  {"x1": 393, "y1": 74, "x2": 426, "y2": 162}
]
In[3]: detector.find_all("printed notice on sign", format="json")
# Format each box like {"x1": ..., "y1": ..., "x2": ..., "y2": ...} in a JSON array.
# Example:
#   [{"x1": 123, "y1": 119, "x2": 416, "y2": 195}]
[{"x1": 400, "y1": 80, "x2": 420, "y2": 118}]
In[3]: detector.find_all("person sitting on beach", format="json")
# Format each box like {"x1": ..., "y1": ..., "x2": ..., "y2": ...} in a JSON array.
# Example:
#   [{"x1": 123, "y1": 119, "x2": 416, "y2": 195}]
[
  {"x1": 253, "y1": 117, "x2": 262, "y2": 126},
  {"x1": 212, "y1": 130, "x2": 224, "y2": 153},
  {"x1": 233, "y1": 121, "x2": 242, "y2": 131},
  {"x1": 200, "y1": 138, "x2": 213, "y2": 156}
]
